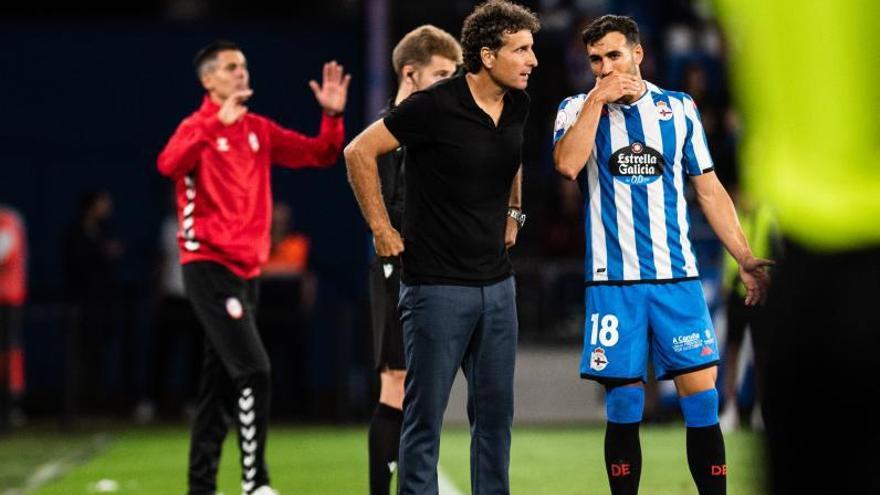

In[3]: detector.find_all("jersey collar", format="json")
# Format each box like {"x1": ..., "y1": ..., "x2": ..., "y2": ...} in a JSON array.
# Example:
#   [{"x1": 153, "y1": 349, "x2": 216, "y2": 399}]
[{"x1": 199, "y1": 94, "x2": 221, "y2": 115}]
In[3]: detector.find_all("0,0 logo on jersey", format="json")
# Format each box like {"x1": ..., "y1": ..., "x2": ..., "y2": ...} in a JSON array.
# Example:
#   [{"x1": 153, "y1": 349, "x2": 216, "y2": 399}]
[{"x1": 608, "y1": 141, "x2": 665, "y2": 185}]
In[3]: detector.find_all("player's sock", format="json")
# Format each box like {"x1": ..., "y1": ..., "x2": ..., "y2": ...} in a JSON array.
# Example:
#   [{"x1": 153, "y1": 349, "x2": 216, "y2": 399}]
[
  {"x1": 680, "y1": 389, "x2": 726, "y2": 495},
  {"x1": 604, "y1": 386, "x2": 644, "y2": 495},
  {"x1": 605, "y1": 421, "x2": 642, "y2": 495},
  {"x1": 369, "y1": 402, "x2": 403, "y2": 495}
]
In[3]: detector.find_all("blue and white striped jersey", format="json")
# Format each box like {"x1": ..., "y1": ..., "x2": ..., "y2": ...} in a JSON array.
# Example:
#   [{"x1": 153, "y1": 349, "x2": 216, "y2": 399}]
[{"x1": 553, "y1": 81, "x2": 714, "y2": 284}]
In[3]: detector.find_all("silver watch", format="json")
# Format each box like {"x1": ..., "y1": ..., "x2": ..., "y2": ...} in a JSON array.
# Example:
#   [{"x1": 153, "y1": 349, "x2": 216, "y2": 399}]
[{"x1": 507, "y1": 208, "x2": 526, "y2": 229}]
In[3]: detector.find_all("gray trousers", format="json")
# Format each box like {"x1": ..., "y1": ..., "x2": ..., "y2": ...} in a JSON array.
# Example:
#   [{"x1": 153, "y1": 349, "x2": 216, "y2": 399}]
[{"x1": 397, "y1": 277, "x2": 518, "y2": 495}]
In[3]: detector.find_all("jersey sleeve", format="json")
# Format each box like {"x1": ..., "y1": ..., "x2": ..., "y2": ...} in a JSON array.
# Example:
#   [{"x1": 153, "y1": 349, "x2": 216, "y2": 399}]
[
  {"x1": 0, "y1": 223, "x2": 13, "y2": 264},
  {"x1": 553, "y1": 94, "x2": 587, "y2": 145},
  {"x1": 382, "y1": 90, "x2": 437, "y2": 147},
  {"x1": 0, "y1": 211, "x2": 25, "y2": 266},
  {"x1": 157, "y1": 116, "x2": 216, "y2": 179},
  {"x1": 681, "y1": 94, "x2": 715, "y2": 176},
  {"x1": 267, "y1": 114, "x2": 344, "y2": 169}
]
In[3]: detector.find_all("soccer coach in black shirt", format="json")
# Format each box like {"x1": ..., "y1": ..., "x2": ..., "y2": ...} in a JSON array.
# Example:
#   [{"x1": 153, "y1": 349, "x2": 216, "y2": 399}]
[{"x1": 345, "y1": 2, "x2": 539, "y2": 493}]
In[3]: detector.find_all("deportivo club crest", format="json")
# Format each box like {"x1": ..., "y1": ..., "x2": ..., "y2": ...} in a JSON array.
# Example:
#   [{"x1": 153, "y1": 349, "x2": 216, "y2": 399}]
[
  {"x1": 590, "y1": 348, "x2": 609, "y2": 371},
  {"x1": 608, "y1": 141, "x2": 665, "y2": 186},
  {"x1": 656, "y1": 100, "x2": 673, "y2": 121}
]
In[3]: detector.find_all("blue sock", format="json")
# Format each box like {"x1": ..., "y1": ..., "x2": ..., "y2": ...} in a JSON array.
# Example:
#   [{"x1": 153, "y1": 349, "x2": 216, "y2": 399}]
[
  {"x1": 679, "y1": 388, "x2": 719, "y2": 428},
  {"x1": 606, "y1": 386, "x2": 644, "y2": 424}
]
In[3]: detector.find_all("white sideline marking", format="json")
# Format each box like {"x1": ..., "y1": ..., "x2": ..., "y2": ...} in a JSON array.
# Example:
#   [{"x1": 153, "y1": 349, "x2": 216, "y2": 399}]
[
  {"x1": 14, "y1": 434, "x2": 110, "y2": 494},
  {"x1": 438, "y1": 466, "x2": 464, "y2": 495}
]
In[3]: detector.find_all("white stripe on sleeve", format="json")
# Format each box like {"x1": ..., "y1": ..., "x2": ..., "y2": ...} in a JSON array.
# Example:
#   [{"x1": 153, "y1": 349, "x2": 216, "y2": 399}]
[{"x1": 682, "y1": 96, "x2": 714, "y2": 173}]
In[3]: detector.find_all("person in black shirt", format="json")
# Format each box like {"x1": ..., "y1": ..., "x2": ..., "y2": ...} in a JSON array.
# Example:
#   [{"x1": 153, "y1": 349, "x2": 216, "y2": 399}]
[
  {"x1": 63, "y1": 190, "x2": 123, "y2": 423},
  {"x1": 366, "y1": 25, "x2": 461, "y2": 495},
  {"x1": 345, "y1": 2, "x2": 539, "y2": 493}
]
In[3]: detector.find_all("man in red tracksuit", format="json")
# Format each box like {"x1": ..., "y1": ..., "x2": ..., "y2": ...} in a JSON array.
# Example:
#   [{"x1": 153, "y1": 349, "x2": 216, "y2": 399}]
[
  {"x1": 0, "y1": 205, "x2": 27, "y2": 433},
  {"x1": 158, "y1": 40, "x2": 349, "y2": 495}
]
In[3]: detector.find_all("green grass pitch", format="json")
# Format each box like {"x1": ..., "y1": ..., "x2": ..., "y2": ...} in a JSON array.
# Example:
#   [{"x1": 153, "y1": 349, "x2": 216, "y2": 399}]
[{"x1": 2, "y1": 424, "x2": 764, "y2": 494}]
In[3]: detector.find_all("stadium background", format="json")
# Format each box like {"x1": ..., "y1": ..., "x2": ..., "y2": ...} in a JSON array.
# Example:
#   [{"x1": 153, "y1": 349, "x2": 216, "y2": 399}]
[{"x1": 0, "y1": 1, "x2": 765, "y2": 493}]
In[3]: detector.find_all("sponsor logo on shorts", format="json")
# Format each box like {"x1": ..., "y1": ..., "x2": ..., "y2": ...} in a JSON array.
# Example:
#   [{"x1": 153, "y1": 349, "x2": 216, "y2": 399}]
[
  {"x1": 225, "y1": 297, "x2": 244, "y2": 320},
  {"x1": 703, "y1": 329, "x2": 715, "y2": 347},
  {"x1": 701, "y1": 346, "x2": 714, "y2": 356},
  {"x1": 383, "y1": 263, "x2": 393, "y2": 279},
  {"x1": 590, "y1": 347, "x2": 609, "y2": 371},
  {"x1": 672, "y1": 331, "x2": 706, "y2": 353}
]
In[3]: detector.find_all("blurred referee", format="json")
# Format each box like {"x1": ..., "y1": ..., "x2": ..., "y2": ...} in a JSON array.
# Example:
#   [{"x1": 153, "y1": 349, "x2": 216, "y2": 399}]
[
  {"x1": 157, "y1": 41, "x2": 349, "y2": 495},
  {"x1": 365, "y1": 26, "x2": 461, "y2": 495}
]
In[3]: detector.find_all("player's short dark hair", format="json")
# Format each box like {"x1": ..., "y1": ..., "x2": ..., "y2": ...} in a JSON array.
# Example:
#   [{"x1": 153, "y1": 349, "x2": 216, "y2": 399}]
[
  {"x1": 460, "y1": 0, "x2": 541, "y2": 73},
  {"x1": 581, "y1": 15, "x2": 640, "y2": 47},
  {"x1": 392, "y1": 25, "x2": 463, "y2": 80},
  {"x1": 193, "y1": 40, "x2": 242, "y2": 78}
]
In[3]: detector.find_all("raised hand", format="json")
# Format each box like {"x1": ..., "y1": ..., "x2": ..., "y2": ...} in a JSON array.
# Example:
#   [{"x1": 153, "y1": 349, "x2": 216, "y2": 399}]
[
  {"x1": 217, "y1": 89, "x2": 253, "y2": 125},
  {"x1": 590, "y1": 72, "x2": 643, "y2": 104},
  {"x1": 308, "y1": 61, "x2": 352, "y2": 116}
]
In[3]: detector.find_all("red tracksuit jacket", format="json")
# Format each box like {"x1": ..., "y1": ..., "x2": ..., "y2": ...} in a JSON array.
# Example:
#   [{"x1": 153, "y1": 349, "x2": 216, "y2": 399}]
[
  {"x1": 157, "y1": 95, "x2": 344, "y2": 279},
  {"x1": 0, "y1": 208, "x2": 27, "y2": 305}
]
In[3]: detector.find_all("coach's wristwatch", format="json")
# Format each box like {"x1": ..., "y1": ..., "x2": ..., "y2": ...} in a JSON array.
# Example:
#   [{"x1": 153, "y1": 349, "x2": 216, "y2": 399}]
[{"x1": 507, "y1": 207, "x2": 526, "y2": 229}]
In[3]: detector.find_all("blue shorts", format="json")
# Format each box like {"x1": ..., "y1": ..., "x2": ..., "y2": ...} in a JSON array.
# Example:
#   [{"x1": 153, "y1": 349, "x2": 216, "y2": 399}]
[{"x1": 580, "y1": 280, "x2": 719, "y2": 383}]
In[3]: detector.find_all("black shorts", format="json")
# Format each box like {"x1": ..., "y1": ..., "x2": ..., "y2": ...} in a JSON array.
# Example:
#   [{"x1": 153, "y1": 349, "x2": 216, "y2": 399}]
[
  {"x1": 725, "y1": 291, "x2": 768, "y2": 351},
  {"x1": 368, "y1": 257, "x2": 405, "y2": 371}
]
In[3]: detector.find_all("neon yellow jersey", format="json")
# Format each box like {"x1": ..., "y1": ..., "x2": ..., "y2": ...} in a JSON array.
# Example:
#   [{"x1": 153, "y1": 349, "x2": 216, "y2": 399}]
[
  {"x1": 723, "y1": 203, "x2": 778, "y2": 297},
  {"x1": 714, "y1": 1, "x2": 880, "y2": 251}
]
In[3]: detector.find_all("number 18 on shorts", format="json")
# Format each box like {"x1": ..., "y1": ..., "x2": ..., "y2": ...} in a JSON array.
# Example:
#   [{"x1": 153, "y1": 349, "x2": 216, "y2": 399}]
[{"x1": 579, "y1": 280, "x2": 720, "y2": 382}]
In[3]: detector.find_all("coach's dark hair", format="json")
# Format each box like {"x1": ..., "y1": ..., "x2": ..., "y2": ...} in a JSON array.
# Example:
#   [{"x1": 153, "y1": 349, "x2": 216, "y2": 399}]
[
  {"x1": 460, "y1": 0, "x2": 541, "y2": 73},
  {"x1": 193, "y1": 40, "x2": 241, "y2": 78},
  {"x1": 581, "y1": 15, "x2": 640, "y2": 47}
]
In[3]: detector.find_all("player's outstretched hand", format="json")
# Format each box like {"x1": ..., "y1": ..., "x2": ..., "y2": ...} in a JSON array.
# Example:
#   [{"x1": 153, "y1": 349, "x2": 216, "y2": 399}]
[
  {"x1": 217, "y1": 89, "x2": 253, "y2": 125},
  {"x1": 739, "y1": 255, "x2": 774, "y2": 306},
  {"x1": 309, "y1": 61, "x2": 352, "y2": 116},
  {"x1": 373, "y1": 226, "x2": 404, "y2": 258},
  {"x1": 590, "y1": 72, "x2": 642, "y2": 104}
]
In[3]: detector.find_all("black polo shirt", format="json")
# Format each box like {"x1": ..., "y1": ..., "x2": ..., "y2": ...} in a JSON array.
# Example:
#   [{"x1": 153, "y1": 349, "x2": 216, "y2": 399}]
[
  {"x1": 377, "y1": 99, "x2": 406, "y2": 232},
  {"x1": 383, "y1": 73, "x2": 529, "y2": 286}
]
